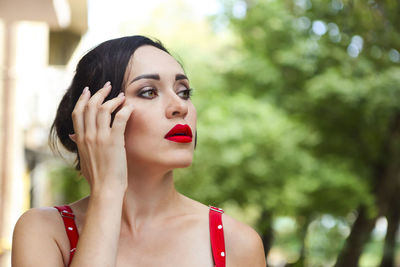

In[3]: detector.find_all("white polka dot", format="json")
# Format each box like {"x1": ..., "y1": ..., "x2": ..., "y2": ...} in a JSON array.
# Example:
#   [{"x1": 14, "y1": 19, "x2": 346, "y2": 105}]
[
  {"x1": 221, "y1": 252, "x2": 225, "y2": 257},
  {"x1": 218, "y1": 225, "x2": 222, "y2": 229},
  {"x1": 68, "y1": 227, "x2": 73, "y2": 230}
]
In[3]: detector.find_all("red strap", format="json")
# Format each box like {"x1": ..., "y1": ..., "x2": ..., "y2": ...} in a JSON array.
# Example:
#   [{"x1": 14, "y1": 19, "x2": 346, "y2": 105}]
[
  {"x1": 209, "y1": 206, "x2": 226, "y2": 267},
  {"x1": 54, "y1": 205, "x2": 79, "y2": 266},
  {"x1": 55, "y1": 205, "x2": 225, "y2": 266}
]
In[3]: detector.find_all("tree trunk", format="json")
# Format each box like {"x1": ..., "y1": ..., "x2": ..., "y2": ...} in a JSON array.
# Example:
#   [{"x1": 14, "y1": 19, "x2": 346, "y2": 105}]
[
  {"x1": 335, "y1": 112, "x2": 400, "y2": 267},
  {"x1": 379, "y1": 112, "x2": 400, "y2": 267},
  {"x1": 333, "y1": 206, "x2": 378, "y2": 267},
  {"x1": 379, "y1": 195, "x2": 400, "y2": 267},
  {"x1": 298, "y1": 216, "x2": 311, "y2": 266},
  {"x1": 259, "y1": 209, "x2": 274, "y2": 267}
]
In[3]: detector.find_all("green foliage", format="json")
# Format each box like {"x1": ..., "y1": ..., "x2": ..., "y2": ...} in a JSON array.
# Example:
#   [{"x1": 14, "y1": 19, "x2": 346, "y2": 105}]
[
  {"x1": 305, "y1": 215, "x2": 349, "y2": 266},
  {"x1": 48, "y1": 161, "x2": 89, "y2": 205},
  {"x1": 177, "y1": 0, "x2": 388, "y2": 218},
  {"x1": 211, "y1": 0, "x2": 400, "y2": 209},
  {"x1": 194, "y1": 0, "x2": 400, "y2": 264},
  {"x1": 177, "y1": 91, "x2": 316, "y2": 209}
]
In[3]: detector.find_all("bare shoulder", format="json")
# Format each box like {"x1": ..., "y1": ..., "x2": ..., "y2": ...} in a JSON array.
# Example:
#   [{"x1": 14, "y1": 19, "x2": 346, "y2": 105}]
[
  {"x1": 222, "y1": 212, "x2": 267, "y2": 267},
  {"x1": 12, "y1": 207, "x2": 66, "y2": 267},
  {"x1": 13, "y1": 207, "x2": 62, "y2": 239},
  {"x1": 16, "y1": 206, "x2": 60, "y2": 223}
]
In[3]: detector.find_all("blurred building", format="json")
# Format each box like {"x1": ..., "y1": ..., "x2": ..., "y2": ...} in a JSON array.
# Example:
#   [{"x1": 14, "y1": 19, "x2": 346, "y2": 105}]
[{"x1": 0, "y1": 0, "x2": 87, "y2": 266}]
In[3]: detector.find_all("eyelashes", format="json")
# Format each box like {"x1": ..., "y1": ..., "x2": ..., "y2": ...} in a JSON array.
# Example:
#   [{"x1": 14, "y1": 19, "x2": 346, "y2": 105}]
[
  {"x1": 138, "y1": 88, "x2": 157, "y2": 98},
  {"x1": 178, "y1": 88, "x2": 193, "y2": 100},
  {"x1": 138, "y1": 87, "x2": 194, "y2": 100}
]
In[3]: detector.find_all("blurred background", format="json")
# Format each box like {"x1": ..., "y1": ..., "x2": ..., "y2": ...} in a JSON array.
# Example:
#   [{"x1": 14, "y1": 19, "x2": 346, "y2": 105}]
[{"x1": 1, "y1": 0, "x2": 400, "y2": 266}]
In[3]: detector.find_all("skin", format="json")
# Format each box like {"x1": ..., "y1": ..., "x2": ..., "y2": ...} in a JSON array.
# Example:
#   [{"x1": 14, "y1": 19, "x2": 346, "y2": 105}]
[{"x1": 11, "y1": 45, "x2": 266, "y2": 267}]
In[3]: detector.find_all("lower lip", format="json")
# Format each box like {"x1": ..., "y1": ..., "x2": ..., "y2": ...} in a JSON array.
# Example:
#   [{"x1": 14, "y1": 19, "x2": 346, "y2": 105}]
[{"x1": 165, "y1": 136, "x2": 192, "y2": 143}]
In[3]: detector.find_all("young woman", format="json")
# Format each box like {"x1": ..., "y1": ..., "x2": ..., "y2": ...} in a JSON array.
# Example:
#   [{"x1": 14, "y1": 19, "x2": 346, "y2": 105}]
[{"x1": 12, "y1": 35, "x2": 266, "y2": 267}]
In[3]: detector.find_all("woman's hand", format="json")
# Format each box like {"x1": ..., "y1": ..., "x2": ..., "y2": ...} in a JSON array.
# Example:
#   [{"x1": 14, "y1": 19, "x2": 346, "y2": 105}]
[{"x1": 69, "y1": 81, "x2": 134, "y2": 195}]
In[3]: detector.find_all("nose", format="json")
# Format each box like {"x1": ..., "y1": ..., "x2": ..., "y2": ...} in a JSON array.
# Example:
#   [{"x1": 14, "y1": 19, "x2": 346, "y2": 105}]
[{"x1": 165, "y1": 91, "x2": 188, "y2": 119}]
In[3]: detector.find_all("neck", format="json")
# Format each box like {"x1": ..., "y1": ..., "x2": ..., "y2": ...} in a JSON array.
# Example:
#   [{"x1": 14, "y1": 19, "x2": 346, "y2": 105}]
[{"x1": 121, "y1": 163, "x2": 182, "y2": 233}]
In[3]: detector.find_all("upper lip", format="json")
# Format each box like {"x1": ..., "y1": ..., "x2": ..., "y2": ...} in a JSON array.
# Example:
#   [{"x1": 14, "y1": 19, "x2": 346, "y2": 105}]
[{"x1": 164, "y1": 124, "x2": 193, "y2": 138}]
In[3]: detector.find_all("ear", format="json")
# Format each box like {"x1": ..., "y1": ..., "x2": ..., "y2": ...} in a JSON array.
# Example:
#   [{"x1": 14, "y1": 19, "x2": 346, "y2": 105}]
[{"x1": 68, "y1": 133, "x2": 77, "y2": 143}]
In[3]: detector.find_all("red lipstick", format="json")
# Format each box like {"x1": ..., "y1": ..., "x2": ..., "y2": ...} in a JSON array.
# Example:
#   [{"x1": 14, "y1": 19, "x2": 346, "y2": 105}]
[{"x1": 164, "y1": 124, "x2": 193, "y2": 143}]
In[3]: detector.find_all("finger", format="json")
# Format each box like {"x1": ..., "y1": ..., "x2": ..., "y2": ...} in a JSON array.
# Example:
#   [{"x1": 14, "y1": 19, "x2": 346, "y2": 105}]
[
  {"x1": 85, "y1": 82, "x2": 112, "y2": 137},
  {"x1": 71, "y1": 86, "x2": 91, "y2": 141},
  {"x1": 87, "y1": 81, "x2": 113, "y2": 107},
  {"x1": 97, "y1": 92, "x2": 126, "y2": 134},
  {"x1": 110, "y1": 103, "x2": 135, "y2": 141}
]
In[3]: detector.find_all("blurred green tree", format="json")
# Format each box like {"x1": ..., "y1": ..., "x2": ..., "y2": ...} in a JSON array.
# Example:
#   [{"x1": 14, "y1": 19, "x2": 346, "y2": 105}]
[
  {"x1": 206, "y1": 0, "x2": 400, "y2": 266},
  {"x1": 48, "y1": 162, "x2": 89, "y2": 205}
]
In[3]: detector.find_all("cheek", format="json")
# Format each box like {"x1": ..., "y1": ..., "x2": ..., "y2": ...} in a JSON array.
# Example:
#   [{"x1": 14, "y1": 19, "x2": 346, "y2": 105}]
[
  {"x1": 189, "y1": 103, "x2": 197, "y2": 122},
  {"x1": 123, "y1": 98, "x2": 156, "y2": 132},
  {"x1": 191, "y1": 108, "x2": 197, "y2": 134},
  {"x1": 123, "y1": 114, "x2": 153, "y2": 160},
  {"x1": 123, "y1": 106, "x2": 164, "y2": 155},
  {"x1": 124, "y1": 109, "x2": 154, "y2": 140}
]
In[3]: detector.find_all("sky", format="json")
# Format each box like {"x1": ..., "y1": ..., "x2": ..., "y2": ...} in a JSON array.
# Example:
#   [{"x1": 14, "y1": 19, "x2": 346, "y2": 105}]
[
  {"x1": 86, "y1": 0, "x2": 221, "y2": 43},
  {"x1": 65, "y1": 0, "x2": 225, "y2": 72}
]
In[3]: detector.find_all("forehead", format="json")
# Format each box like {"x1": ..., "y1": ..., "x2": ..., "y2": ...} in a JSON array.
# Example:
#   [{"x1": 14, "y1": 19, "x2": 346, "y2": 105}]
[{"x1": 127, "y1": 45, "x2": 184, "y2": 78}]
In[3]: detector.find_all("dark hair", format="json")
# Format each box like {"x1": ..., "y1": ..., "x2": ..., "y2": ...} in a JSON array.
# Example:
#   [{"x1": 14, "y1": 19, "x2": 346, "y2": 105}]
[{"x1": 49, "y1": 35, "x2": 197, "y2": 171}]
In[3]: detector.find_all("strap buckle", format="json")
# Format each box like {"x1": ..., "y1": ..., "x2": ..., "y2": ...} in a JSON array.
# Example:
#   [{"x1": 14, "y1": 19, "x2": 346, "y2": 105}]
[
  {"x1": 209, "y1": 206, "x2": 224, "y2": 213},
  {"x1": 60, "y1": 210, "x2": 75, "y2": 219}
]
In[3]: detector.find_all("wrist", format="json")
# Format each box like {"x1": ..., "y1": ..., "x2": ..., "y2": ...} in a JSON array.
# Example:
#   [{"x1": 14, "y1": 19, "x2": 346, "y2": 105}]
[{"x1": 91, "y1": 183, "x2": 126, "y2": 200}]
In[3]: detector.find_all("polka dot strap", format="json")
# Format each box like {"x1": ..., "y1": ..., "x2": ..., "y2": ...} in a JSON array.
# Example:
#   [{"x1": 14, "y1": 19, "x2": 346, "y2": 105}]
[
  {"x1": 54, "y1": 205, "x2": 79, "y2": 266},
  {"x1": 209, "y1": 206, "x2": 226, "y2": 267}
]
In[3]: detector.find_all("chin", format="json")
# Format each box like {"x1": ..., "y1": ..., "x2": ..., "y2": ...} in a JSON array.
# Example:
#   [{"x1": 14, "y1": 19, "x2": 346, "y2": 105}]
[
  {"x1": 166, "y1": 155, "x2": 193, "y2": 169},
  {"x1": 174, "y1": 159, "x2": 193, "y2": 169},
  {"x1": 126, "y1": 144, "x2": 194, "y2": 170}
]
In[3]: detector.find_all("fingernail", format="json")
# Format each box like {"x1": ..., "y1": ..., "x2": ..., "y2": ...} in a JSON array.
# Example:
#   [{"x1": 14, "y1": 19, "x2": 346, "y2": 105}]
[
  {"x1": 82, "y1": 87, "x2": 89, "y2": 94},
  {"x1": 68, "y1": 133, "x2": 76, "y2": 142},
  {"x1": 118, "y1": 92, "x2": 125, "y2": 97},
  {"x1": 105, "y1": 81, "x2": 111, "y2": 87}
]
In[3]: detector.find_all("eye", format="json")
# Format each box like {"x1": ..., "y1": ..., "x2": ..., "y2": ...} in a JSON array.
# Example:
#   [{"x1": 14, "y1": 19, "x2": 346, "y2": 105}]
[
  {"x1": 178, "y1": 88, "x2": 194, "y2": 100},
  {"x1": 139, "y1": 87, "x2": 158, "y2": 99}
]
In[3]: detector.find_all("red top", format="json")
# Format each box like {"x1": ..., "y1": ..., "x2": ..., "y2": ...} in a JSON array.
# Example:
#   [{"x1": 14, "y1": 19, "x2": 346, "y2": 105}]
[{"x1": 54, "y1": 205, "x2": 226, "y2": 267}]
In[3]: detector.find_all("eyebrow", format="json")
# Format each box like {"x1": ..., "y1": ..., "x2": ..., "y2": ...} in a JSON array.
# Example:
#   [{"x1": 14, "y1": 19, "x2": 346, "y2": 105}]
[{"x1": 129, "y1": 73, "x2": 189, "y2": 85}]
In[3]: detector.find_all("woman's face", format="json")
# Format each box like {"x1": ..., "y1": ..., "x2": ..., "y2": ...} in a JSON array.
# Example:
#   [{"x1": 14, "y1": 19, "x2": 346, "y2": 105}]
[{"x1": 122, "y1": 45, "x2": 197, "y2": 171}]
